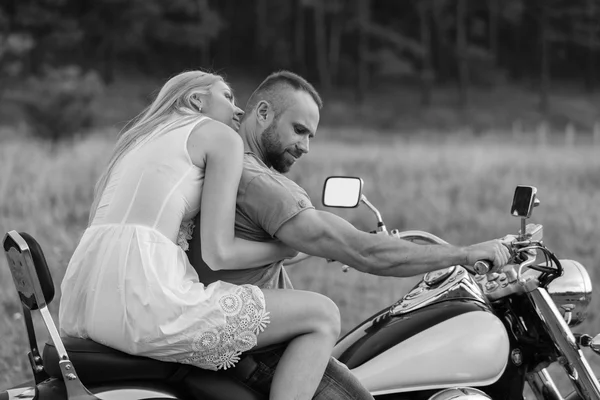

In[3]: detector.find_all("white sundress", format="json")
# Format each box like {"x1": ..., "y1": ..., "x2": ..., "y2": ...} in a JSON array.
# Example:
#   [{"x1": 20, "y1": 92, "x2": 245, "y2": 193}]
[{"x1": 59, "y1": 116, "x2": 270, "y2": 371}]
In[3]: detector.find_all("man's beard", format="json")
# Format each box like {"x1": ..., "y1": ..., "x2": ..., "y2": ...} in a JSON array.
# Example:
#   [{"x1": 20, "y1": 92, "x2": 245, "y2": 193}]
[{"x1": 261, "y1": 120, "x2": 294, "y2": 174}]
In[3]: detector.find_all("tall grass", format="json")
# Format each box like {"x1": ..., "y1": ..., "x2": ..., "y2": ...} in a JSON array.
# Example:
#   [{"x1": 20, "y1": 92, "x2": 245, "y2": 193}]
[{"x1": 1, "y1": 130, "x2": 599, "y2": 393}]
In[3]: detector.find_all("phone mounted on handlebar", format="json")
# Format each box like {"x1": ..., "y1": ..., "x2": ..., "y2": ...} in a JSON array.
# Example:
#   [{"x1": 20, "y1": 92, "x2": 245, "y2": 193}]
[
  {"x1": 473, "y1": 185, "x2": 543, "y2": 275},
  {"x1": 511, "y1": 185, "x2": 541, "y2": 241}
]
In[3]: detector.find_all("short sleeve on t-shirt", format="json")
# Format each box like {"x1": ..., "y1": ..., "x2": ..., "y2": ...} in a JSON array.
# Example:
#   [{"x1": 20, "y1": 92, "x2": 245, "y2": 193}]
[{"x1": 240, "y1": 173, "x2": 315, "y2": 237}]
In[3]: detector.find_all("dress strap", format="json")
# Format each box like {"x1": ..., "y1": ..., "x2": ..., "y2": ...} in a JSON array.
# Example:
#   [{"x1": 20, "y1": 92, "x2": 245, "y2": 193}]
[{"x1": 182, "y1": 116, "x2": 211, "y2": 166}]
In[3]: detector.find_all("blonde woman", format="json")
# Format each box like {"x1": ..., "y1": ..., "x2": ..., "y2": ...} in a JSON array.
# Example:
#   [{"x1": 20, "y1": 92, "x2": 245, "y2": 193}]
[{"x1": 59, "y1": 71, "x2": 341, "y2": 400}]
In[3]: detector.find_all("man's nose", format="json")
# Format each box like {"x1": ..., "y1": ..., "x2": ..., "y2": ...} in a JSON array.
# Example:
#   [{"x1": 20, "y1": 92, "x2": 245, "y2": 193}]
[{"x1": 297, "y1": 137, "x2": 309, "y2": 154}]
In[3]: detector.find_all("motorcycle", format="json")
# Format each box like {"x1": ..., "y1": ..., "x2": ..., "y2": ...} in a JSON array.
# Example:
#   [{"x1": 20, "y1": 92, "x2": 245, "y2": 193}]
[{"x1": 2, "y1": 177, "x2": 599, "y2": 400}]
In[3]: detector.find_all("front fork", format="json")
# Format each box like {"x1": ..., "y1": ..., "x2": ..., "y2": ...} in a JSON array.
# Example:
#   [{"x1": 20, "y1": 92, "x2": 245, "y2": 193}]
[
  {"x1": 527, "y1": 369, "x2": 563, "y2": 400},
  {"x1": 525, "y1": 288, "x2": 600, "y2": 400}
]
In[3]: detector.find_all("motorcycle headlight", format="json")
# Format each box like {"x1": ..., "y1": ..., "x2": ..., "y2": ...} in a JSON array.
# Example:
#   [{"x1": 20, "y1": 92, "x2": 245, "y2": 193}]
[{"x1": 547, "y1": 259, "x2": 592, "y2": 327}]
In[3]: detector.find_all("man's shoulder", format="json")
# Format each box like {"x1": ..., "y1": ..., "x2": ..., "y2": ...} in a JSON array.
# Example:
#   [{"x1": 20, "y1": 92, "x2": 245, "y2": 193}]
[
  {"x1": 242, "y1": 152, "x2": 270, "y2": 179},
  {"x1": 238, "y1": 152, "x2": 314, "y2": 237},
  {"x1": 241, "y1": 153, "x2": 300, "y2": 191}
]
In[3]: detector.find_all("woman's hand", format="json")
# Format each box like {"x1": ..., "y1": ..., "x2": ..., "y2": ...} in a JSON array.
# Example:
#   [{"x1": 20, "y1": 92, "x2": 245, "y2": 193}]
[
  {"x1": 281, "y1": 250, "x2": 318, "y2": 266},
  {"x1": 278, "y1": 242, "x2": 299, "y2": 260}
]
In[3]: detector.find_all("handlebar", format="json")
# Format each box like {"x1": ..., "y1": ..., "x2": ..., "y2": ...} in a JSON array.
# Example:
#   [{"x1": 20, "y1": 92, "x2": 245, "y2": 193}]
[{"x1": 473, "y1": 260, "x2": 492, "y2": 275}]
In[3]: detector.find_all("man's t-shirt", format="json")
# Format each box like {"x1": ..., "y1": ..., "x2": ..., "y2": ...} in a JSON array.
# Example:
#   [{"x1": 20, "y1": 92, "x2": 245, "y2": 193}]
[{"x1": 187, "y1": 152, "x2": 314, "y2": 289}]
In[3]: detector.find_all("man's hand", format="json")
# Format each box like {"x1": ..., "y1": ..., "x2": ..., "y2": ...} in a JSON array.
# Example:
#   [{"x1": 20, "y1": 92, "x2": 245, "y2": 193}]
[
  {"x1": 464, "y1": 239, "x2": 512, "y2": 271},
  {"x1": 500, "y1": 234, "x2": 519, "y2": 247}
]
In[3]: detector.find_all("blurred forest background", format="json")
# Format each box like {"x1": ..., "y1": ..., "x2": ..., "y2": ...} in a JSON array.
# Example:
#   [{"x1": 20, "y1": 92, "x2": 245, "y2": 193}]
[
  {"x1": 1, "y1": 0, "x2": 600, "y2": 394},
  {"x1": 1, "y1": 0, "x2": 600, "y2": 139}
]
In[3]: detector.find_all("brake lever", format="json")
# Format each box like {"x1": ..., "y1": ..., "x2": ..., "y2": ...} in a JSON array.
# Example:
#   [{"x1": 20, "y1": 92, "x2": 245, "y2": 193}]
[
  {"x1": 516, "y1": 250, "x2": 539, "y2": 282},
  {"x1": 512, "y1": 251, "x2": 529, "y2": 265}
]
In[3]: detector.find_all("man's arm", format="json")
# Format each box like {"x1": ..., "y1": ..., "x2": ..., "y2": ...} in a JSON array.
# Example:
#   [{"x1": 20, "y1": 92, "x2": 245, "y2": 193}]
[{"x1": 274, "y1": 209, "x2": 509, "y2": 277}]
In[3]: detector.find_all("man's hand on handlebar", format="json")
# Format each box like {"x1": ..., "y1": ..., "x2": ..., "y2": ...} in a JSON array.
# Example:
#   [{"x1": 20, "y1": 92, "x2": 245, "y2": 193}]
[{"x1": 464, "y1": 238, "x2": 513, "y2": 272}]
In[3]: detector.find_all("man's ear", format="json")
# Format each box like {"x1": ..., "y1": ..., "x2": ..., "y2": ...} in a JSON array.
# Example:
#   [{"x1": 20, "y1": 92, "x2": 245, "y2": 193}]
[{"x1": 256, "y1": 101, "x2": 273, "y2": 125}]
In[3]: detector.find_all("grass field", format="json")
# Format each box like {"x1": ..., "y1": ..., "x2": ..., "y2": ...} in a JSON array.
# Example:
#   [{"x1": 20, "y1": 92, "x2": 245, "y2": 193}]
[{"x1": 1, "y1": 129, "x2": 599, "y2": 395}]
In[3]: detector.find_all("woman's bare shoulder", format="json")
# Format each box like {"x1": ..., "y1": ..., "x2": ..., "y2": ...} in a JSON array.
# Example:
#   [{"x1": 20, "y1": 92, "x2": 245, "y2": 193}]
[{"x1": 187, "y1": 118, "x2": 242, "y2": 167}]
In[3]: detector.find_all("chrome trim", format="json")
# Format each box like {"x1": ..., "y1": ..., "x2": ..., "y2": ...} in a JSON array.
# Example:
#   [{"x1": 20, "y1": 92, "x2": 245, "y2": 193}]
[
  {"x1": 516, "y1": 250, "x2": 540, "y2": 282},
  {"x1": 591, "y1": 334, "x2": 600, "y2": 355},
  {"x1": 40, "y1": 306, "x2": 68, "y2": 359},
  {"x1": 59, "y1": 359, "x2": 100, "y2": 400},
  {"x1": 390, "y1": 266, "x2": 487, "y2": 316},
  {"x1": 524, "y1": 223, "x2": 544, "y2": 241},
  {"x1": 390, "y1": 230, "x2": 449, "y2": 245},
  {"x1": 511, "y1": 348, "x2": 523, "y2": 366},
  {"x1": 5, "y1": 387, "x2": 36, "y2": 400},
  {"x1": 526, "y1": 369, "x2": 562, "y2": 400},
  {"x1": 360, "y1": 195, "x2": 386, "y2": 232},
  {"x1": 427, "y1": 387, "x2": 492, "y2": 400},
  {"x1": 527, "y1": 288, "x2": 600, "y2": 399},
  {"x1": 565, "y1": 391, "x2": 584, "y2": 400},
  {"x1": 547, "y1": 260, "x2": 593, "y2": 327},
  {"x1": 93, "y1": 388, "x2": 179, "y2": 399},
  {"x1": 390, "y1": 230, "x2": 456, "y2": 287},
  {"x1": 424, "y1": 266, "x2": 456, "y2": 287}
]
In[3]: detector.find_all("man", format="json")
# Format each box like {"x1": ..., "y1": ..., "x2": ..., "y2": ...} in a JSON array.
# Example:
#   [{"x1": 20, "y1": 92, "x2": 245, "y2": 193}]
[{"x1": 188, "y1": 70, "x2": 510, "y2": 398}]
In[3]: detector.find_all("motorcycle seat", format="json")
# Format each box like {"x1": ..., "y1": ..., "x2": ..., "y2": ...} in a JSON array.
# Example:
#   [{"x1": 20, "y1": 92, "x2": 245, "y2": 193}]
[
  {"x1": 43, "y1": 337, "x2": 265, "y2": 399},
  {"x1": 43, "y1": 336, "x2": 183, "y2": 383}
]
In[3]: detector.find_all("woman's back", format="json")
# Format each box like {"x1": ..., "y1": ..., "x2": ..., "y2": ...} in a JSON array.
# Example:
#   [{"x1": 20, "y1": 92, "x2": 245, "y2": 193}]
[
  {"x1": 60, "y1": 115, "x2": 223, "y2": 351},
  {"x1": 91, "y1": 116, "x2": 206, "y2": 243}
]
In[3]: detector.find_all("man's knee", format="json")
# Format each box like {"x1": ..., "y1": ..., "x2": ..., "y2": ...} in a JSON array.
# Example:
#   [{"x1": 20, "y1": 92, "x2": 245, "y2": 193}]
[{"x1": 312, "y1": 357, "x2": 373, "y2": 400}]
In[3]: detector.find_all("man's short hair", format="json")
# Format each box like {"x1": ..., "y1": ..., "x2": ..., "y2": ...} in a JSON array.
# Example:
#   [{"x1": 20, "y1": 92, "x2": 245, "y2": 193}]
[{"x1": 245, "y1": 71, "x2": 323, "y2": 119}]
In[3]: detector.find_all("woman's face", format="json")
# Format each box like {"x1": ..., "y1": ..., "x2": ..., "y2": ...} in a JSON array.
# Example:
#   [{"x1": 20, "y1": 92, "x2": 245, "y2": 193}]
[{"x1": 202, "y1": 80, "x2": 244, "y2": 131}]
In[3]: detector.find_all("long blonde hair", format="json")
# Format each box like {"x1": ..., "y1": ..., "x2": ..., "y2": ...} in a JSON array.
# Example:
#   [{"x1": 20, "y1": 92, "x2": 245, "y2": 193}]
[{"x1": 88, "y1": 71, "x2": 224, "y2": 225}]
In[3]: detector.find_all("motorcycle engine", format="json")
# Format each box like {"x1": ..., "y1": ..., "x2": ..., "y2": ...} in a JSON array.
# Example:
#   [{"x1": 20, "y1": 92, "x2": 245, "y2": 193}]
[
  {"x1": 428, "y1": 387, "x2": 492, "y2": 400},
  {"x1": 546, "y1": 259, "x2": 592, "y2": 327}
]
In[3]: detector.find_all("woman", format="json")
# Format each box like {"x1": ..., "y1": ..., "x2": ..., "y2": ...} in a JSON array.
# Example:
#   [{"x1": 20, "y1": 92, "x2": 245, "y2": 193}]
[{"x1": 59, "y1": 71, "x2": 341, "y2": 400}]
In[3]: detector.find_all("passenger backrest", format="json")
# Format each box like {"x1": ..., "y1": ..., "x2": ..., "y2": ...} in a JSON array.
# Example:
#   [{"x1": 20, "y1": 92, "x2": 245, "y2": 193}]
[{"x1": 3, "y1": 231, "x2": 55, "y2": 310}]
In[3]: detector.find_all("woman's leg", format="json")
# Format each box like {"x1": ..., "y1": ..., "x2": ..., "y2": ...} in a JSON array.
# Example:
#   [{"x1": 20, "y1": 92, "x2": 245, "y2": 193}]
[{"x1": 254, "y1": 289, "x2": 341, "y2": 400}]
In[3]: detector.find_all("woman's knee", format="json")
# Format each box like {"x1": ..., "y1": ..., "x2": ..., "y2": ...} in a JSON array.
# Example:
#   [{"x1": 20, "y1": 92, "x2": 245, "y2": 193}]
[
  {"x1": 308, "y1": 293, "x2": 341, "y2": 339},
  {"x1": 262, "y1": 289, "x2": 341, "y2": 340}
]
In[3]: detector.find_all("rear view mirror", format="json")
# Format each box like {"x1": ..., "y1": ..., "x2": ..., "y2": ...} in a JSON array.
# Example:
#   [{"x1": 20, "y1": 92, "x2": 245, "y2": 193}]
[
  {"x1": 510, "y1": 185, "x2": 538, "y2": 218},
  {"x1": 322, "y1": 176, "x2": 363, "y2": 208}
]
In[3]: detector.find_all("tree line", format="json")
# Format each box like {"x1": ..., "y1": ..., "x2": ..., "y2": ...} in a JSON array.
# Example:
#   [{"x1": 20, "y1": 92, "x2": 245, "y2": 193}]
[{"x1": 1, "y1": 0, "x2": 599, "y2": 110}]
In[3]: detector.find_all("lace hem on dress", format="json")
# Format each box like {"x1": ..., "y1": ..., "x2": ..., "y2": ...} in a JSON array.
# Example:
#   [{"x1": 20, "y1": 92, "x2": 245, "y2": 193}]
[
  {"x1": 179, "y1": 285, "x2": 270, "y2": 370},
  {"x1": 177, "y1": 219, "x2": 195, "y2": 251}
]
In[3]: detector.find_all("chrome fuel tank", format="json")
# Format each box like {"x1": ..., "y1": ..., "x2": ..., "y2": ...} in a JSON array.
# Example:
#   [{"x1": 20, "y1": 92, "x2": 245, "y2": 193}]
[{"x1": 333, "y1": 266, "x2": 510, "y2": 396}]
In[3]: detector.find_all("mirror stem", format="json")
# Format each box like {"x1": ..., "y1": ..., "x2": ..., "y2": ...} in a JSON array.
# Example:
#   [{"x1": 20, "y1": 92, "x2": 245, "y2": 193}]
[
  {"x1": 360, "y1": 195, "x2": 387, "y2": 233},
  {"x1": 520, "y1": 218, "x2": 527, "y2": 241}
]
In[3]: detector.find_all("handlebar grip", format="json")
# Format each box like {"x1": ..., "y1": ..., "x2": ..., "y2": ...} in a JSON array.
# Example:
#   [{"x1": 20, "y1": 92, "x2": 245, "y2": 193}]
[{"x1": 473, "y1": 260, "x2": 492, "y2": 275}]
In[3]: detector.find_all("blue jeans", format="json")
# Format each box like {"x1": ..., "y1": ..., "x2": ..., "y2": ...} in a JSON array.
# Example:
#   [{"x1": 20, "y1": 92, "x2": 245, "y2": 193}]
[{"x1": 242, "y1": 344, "x2": 374, "y2": 400}]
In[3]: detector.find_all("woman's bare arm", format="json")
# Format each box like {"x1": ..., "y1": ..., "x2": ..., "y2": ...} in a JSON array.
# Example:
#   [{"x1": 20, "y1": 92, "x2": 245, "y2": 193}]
[{"x1": 188, "y1": 120, "x2": 296, "y2": 271}]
